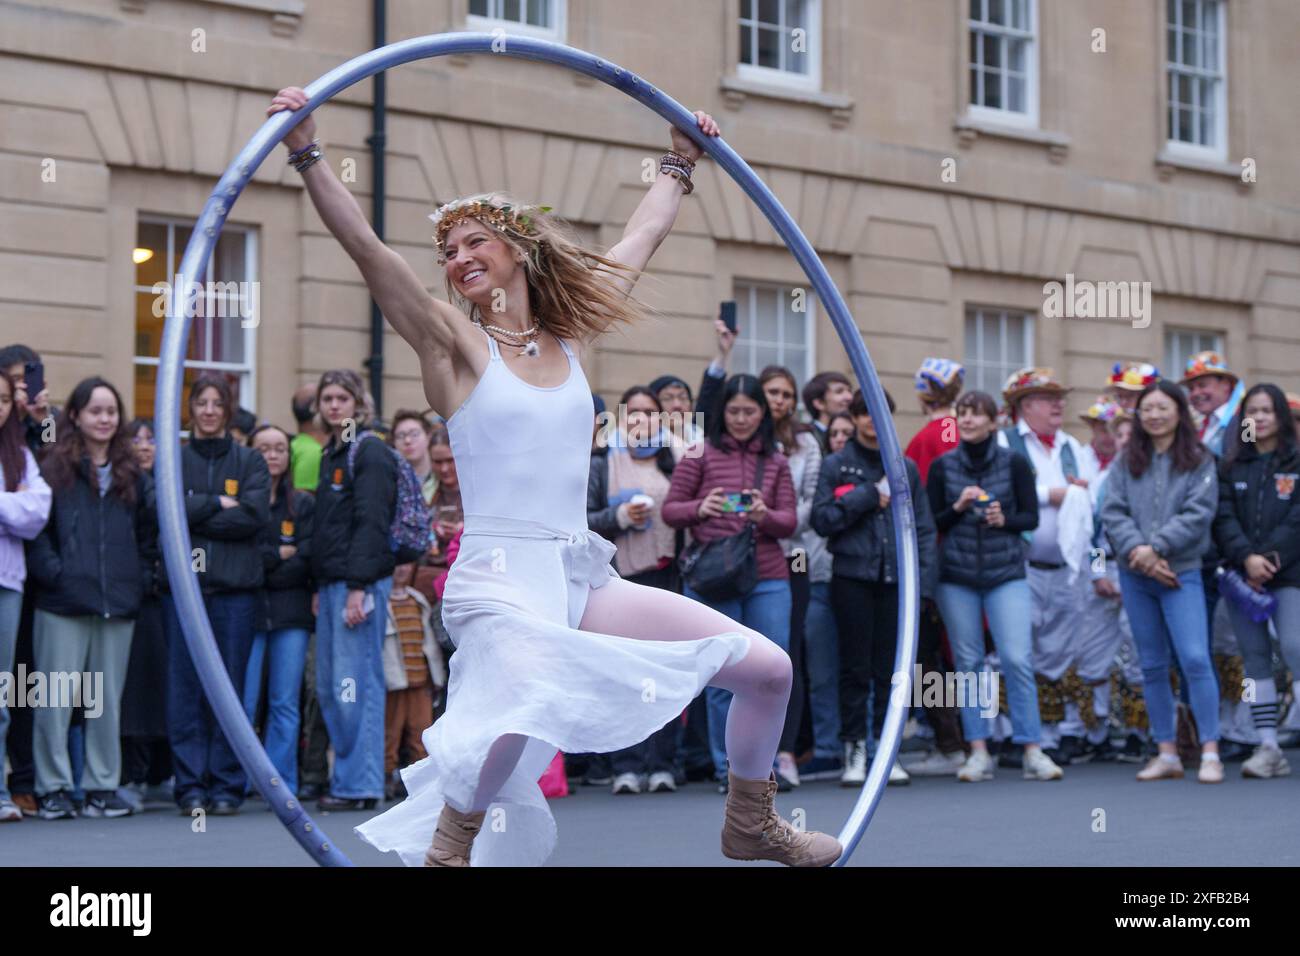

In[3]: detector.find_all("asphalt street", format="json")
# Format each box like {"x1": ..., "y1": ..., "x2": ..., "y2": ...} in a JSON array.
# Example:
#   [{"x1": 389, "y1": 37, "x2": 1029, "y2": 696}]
[{"x1": 4, "y1": 750, "x2": 1296, "y2": 867}]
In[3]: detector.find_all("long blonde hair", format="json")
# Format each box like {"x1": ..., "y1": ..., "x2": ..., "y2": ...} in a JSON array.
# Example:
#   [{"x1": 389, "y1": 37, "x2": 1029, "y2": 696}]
[{"x1": 438, "y1": 191, "x2": 658, "y2": 343}]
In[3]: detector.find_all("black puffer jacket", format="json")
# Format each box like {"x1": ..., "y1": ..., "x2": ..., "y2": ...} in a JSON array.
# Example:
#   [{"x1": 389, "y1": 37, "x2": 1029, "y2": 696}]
[
  {"x1": 311, "y1": 433, "x2": 397, "y2": 589},
  {"x1": 1213, "y1": 443, "x2": 1300, "y2": 590},
  {"x1": 810, "y1": 437, "x2": 937, "y2": 597},
  {"x1": 259, "y1": 482, "x2": 316, "y2": 631},
  {"x1": 27, "y1": 460, "x2": 157, "y2": 619},
  {"x1": 172, "y1": 435, "x2": 269, "y2": 594}
]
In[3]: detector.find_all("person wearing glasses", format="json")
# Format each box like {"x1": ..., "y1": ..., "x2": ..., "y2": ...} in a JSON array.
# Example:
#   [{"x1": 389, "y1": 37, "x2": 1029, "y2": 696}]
[
  {"x1": 997, "y1": 369, "x2": 1098, "y2": 768},
  {"x1": 389, "y1": 410, "x2": 437, "y2": 507}
]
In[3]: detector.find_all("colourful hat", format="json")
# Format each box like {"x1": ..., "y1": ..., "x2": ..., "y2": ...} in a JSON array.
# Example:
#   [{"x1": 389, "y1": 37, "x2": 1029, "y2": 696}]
[
  {"x1": 1108, "y1": 361, "x2": 1160, "y2": 392},
  {"x1": 1080, "y1": 396, "x2": 1126, "y2": 425},
  {"x1": 914, "y1": 358, "x2": 964, "y2": 400},
  {"x1": 1180, "y1": 351, "x2": 1239, "y2": 387},
  {"x1": 1286, "y1": 392, "x2": 1300, "y2": 417},
  {"x1": 1002, "y1": 367, "x2": 1071, "y2": 406}
]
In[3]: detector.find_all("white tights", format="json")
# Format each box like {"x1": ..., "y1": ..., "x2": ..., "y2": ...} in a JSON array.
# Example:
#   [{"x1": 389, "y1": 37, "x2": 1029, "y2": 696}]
[{"x1": 469, "y1": 577, "x2": 791, "y2": 810}]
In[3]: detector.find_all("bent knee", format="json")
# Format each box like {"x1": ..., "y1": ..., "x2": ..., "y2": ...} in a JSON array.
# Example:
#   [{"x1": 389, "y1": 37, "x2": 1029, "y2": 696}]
[{"x1": 743, "y1": 634, "x2": 792, "y2": 696}]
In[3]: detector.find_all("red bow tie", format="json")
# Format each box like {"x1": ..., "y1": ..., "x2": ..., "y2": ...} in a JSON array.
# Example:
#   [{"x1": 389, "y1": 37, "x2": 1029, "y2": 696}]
[{"x1": 1035, "y1": 432, "x2": 1055, "y2": 450}]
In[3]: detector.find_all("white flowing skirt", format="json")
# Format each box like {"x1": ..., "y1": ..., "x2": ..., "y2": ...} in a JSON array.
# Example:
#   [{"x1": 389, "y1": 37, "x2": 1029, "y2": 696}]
[{"x1": 353, "y1": 514, "x2": 751, "y2": 867}]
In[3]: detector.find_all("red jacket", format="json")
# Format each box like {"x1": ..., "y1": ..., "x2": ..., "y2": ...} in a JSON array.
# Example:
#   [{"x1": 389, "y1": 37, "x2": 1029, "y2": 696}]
[
  {"x1": 906, "y1": 416, "x2": 957, "y2": 487},
  {"x1": 662, "y1": 433, "x2": 797, "y2": 581}
]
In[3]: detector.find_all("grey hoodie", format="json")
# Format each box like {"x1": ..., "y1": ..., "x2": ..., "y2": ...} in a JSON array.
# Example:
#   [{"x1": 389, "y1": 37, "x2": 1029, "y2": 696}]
[{"x1": 1100, "y1": 447, "x2": 1218, "y2": 575}]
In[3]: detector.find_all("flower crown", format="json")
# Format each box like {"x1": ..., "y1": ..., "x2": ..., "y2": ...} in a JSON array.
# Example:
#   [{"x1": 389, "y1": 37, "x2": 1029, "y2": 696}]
[{"x1": 428, "y1": 198, "x2": 552, "y2": 264}]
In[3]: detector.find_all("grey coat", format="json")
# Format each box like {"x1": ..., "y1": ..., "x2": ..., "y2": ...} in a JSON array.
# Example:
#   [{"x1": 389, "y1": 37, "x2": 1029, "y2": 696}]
[{"x1": 1100, "y1": 447, "x2": 1218, "y2": 575}]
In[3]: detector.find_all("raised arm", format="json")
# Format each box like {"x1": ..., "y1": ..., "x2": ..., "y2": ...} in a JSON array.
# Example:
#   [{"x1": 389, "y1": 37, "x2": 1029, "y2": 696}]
[
  {"x1": 268, "y1": 88, "x2": 470, "y2": 411},
  {"x1": 599, "y1": 111, "x2": 720, "y2": 301}
]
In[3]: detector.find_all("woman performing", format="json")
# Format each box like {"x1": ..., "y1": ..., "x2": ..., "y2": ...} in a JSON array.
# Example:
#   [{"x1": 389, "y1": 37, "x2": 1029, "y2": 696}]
[{"x1": 267, "y1": 87, "x2": 842, "y2": 867}]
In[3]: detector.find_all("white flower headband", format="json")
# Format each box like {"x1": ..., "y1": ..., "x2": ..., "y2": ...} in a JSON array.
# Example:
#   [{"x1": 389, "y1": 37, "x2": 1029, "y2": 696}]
[{"x1": 428, "y1": 197, "x2": 552, "y2": 265}]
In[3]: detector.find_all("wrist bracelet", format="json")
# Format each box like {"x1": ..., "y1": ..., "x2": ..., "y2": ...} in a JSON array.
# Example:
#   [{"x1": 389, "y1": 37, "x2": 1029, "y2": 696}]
[
  {"x1": 661, "y1": 164, "x2": 694, "y2": 194},
  {"x1": 665, "y1": 149, "x2": 697, "y2": 171},
  {"x1": 287, "y1": 140, "x2": 319, "y2": 164},
  {"x1": 292, "y1": 145, "x2": 324, "y2": 173}
]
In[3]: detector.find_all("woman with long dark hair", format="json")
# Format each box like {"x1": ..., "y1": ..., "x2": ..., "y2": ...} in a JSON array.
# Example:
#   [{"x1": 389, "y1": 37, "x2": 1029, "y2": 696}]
[
  {"x1": 243, "y1": 423, "x2": 315, "y2": 796},
  {"x1": 27, "y1": 377, "x2": 154, "y2": 819},
  {"x1": 587, "y1": 384, "x2": 685, "y2": 794},
  {"x1": 163, "y1": 373, "x2": 270, "y2": 815},
  {"x1": 0, "y1": 369, "x2": 51, "y2": 822},
  {"x1": 1213, "y1": 383, "x2": 1300, "y2": 778},
  {"x1": 1101, "y1": 380, "x2": 1222, "y2": 782},
  {"x1": 662, "y1": 374, "x2": 798, "y2": 791}
]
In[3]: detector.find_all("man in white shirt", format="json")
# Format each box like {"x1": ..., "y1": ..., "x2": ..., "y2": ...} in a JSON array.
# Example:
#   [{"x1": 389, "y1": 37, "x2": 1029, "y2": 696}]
[{"x1": 998, "y1": 368, "x2": 1098, "y2": 765}]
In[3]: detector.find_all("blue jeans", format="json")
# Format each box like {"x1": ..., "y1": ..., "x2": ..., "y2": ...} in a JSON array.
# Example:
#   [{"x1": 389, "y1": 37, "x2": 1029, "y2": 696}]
[
  {"x1": 0, "y1": 586, "x2": 22, "y2": 803},
  {"x1": 243, "y1": 627, "x2": 310, "y2": 794},
  {"x1": 805, "y1": 582, "x2": 841, "y2": 758},
  {"x1": 1119, "y1": 568, "x2": 1220, "y2": 744},
  {"x1": 164, "y1": 591, "x2": 257, "y2": 806},
  {"x1": 683, "y1": 577, "x2": 791, "y2": 779},
  {"x1": 316, "y1": 578, "x2": 392, "y2": 800},
  {"x1": 935, "y1": 578, "x2": 1040, "y2": 745}
]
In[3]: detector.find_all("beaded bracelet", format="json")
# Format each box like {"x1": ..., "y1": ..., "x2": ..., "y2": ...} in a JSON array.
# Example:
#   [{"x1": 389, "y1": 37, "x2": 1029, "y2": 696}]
[
  {"x1": 292, "y1": 144, "x2": 324, "y2": 173},
  {"x1": 287, "y1": 140, "x2": 318, "y2": 164},
  {"x1": 665, "y1": 149, "x2": 697, "y2": 172},
  {"x1": 661, "y1": 163, "x2": 694, "y2": 194}
]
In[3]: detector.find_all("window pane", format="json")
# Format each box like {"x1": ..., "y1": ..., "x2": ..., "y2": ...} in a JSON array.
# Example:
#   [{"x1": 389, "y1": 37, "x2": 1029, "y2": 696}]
[
  {"x1": 784, "y1": 296, "x2": 807, "y2": 343},
  {"x1": 1008, "y1": 37, "x2": 1024, "y2": 73},
  {"x1": 970, "y1": 66, "x2": 981, "y2": 105},
  {"x1": 1177, "y1": 72, "x2": 1192, "y2": 106},
  {"x1": 970, "y1": 28, "x2": 980, "y2": 66},
  {"x1": 470, "y1": 0, "x2": 488, "y2": 15},
  {"x1": 213, "y1": 230, "x2": 246, "y2": 284},
  {"x1": 987, "y1": 0, "x2": 1005, "y2": 26},
  {"x1": 1008, "y1": 73, "x2": 1024, "y2": 112},
  {"x1": 983, "y1": 33, "x2": 1001, "y2": 69},
  {"x1": 788, "y1": 36, "x2": 809, "y2": 75},
  {"x1": 786, "y1": 0, "x2": 808, "y2": 30},
  {"x1": 757, "y1": 26, "x2": 780, "y2": 68},
  {"x1": 758, "y1": 0, "x2": 779, "y2": 26},
  {"x1": 740, "y1": 22, "x2": 753, "y2": 65},
  {"x1": 211, "y1": 315, "x2": 246, "y2": 365},
  {"x1": 984, "y1": 68, "x2": 1002, "y2": 109},
  {"x1": 1176, "y1": 106, "x2": 1193, "y2": 142},
  {"x1": 503, "y1": 0, "x2": 520, "y2": 23},
  {"x1": 755, "y1": 288, "x2": 780, "y2": 342},
  {"x1": 1012, "y1": 0, "x2": 1028, "y2": 30},
  {"x1": 1182, "y1": 28, "x2": 1198, "y2": 67},
  {"x1": 1167, "y1": 25, "x2": 1177, "y2": 63},
  {"x1": 135, "y1": 222, "x2": 168, "y2": 290},
  {"x1": 969, "y1": 0, "x2": 980, "y2": 20},
  {"x1": 1182, "y1": 0, "x2": 1197, "y2": 33}
]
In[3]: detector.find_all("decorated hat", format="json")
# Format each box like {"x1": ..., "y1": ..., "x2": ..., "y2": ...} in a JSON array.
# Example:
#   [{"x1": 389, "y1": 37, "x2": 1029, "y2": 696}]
[
  {"x1": 1002, "y1": 366, "x2": 1071, "y2": 406},
  {"x1": 1080, "y1": 396, "x2": 1127, "y2": 425},
  {"x1": 1180, "y1": 351, "x2": 1238, "y2": 387},
  {"x1": 914, "y1": 357, "x2": 965, "y2": 402},
  {"x1": 1287, "y1": 392, "x2": 1300, "y2": 418},
  {"x1": 1108, "y1": 361, "x2": 1161, "y2": 392}
]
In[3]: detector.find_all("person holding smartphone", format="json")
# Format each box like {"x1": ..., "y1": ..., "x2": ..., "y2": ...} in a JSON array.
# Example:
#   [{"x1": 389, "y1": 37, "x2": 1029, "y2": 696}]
[
  {"x1": 162, "y1": 374, "x2": 270, "y2": 815},
  {"x1": 662, "y1": 374, "x2": 798, "y2": 791},
  {"x1": 1212, "y1": 383, "x2": 1300, "y2": 779},
  {"x1": 309, "y1": 368, "x2": 398, "y2": 811}
]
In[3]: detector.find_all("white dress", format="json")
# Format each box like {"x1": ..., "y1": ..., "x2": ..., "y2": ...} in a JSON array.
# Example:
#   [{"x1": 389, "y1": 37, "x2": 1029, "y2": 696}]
[{"x1": 354, "y1": 329, "x2": 750, "y2": 866}]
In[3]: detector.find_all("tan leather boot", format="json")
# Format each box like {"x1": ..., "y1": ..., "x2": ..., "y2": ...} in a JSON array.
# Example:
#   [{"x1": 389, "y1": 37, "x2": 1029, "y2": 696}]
[
  {"x1": 423, "y1": 803, "x2": 487, "y2": 867},
  {"x1": 721, "y1": 770, "x2": 842, "y2": 867}
]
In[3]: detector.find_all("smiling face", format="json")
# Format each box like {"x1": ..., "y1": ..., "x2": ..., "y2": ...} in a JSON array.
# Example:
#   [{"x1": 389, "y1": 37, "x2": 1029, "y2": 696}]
[
  {"x1": 1187, "y1": 374, "x2": 1234, "y2": 416},
  {"x1": 77, "y1": 386, "x2": 120, "y2": 448},
  {"x1": 956, "y1": 404, "x2": 995, "y2": 444},
  {"x1": 1137, "y1": 388, "x2": 1179, "y2": 442},
  {"x1": 131, "y1": 424, "x2": 155, "y2": 470},
  {"x1": 1018, "y1": 392, "x2": 1065, "y2": 435},
  {"x1": 443, "y1": 219, "x2": 523, "y2": 310},
  {"x1": 190, "y1": 385, "x2": 227, "y2": 439}
]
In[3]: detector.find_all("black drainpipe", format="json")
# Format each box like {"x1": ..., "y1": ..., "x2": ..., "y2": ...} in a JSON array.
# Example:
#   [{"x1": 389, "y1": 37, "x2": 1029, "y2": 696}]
[{"x1": 365, "y1": 0, "x2": 387, "y2": 420}]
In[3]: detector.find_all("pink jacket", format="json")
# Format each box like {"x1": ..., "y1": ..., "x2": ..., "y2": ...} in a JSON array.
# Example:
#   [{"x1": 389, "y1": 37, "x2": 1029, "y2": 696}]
[{"x1": 662, "y1": 433, "x2": 797, "y2": 581}]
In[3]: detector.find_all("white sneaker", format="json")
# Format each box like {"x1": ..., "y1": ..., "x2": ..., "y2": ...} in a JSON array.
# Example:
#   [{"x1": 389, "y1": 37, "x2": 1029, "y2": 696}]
[
  {"x1": 646, "y1": 771, "x2": 677, "y2": 792},
  {"x1": 888, "y1": 762, "x2": 911, "y2": 786},
  {"x1": 0, "y1": 800, "x2": 22, "y2": 822},
  {"x1": 957, "y1": 749, "x2": 995, "y2": 782},
  {"x1": 1242, "y1": 744, "x2": 1291, "y2": 779},
  {"x1": 907, "y1": 750, "x2": 967, "y2": 777},
  {"x1": 776, "y1": 752, "x2": 800, "y2": 789},
  {"x1": 840, "y1": 740, "x2": 867, "y2": 786},
  {"x1": 611, "y1": 772, "x2": 642, "y2": 795},
  {"x1": 1023, "y1": 748, "x2": 1065, "y2": 781}
]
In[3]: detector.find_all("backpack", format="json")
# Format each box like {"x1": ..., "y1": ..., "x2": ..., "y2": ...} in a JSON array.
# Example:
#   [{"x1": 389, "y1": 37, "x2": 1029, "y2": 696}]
[{"x1": 346, "y1": 431, "x2": 432, "y2": 565}]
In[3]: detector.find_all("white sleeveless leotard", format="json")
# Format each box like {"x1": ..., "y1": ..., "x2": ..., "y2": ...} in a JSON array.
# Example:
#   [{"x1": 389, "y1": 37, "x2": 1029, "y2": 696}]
[{"x1": 354, "y1": 328, "x2": 749, "y2": 867}]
